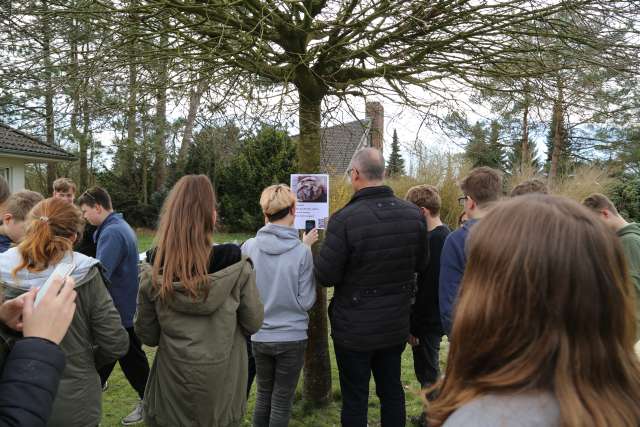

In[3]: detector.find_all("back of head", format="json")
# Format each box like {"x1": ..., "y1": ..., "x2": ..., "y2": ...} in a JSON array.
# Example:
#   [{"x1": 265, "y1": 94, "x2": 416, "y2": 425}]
[
  {"x1": 260, "y1": 184, "x2": 296, "y2": 222},
  {"x1": 510, "y1": 178, "x2": 549, "y2": 197},
  {"x1": 4, "y1": 190, "x2": 44, "y2": 221},
  {"x1": 429, "y1": 194, "x2": 640, "y2": 426},
  {"x1": 153, "y1": 175, "x2": 217, "y2": 301},
  {"x1": 13, "y1": 198, "x2": 84, "y2": 275},
  {"x1": 405, "y1": 184, "x2": 441, "y2": 215},
  {"x1": 76, "y1": 186, "x2": 112, "y2": 210},
  {"x1": 582, "y1": 193, "x2": 618, "y2": 215},
  {"x1": 460, "y1": 167, "x2": 503, "y2": 208},
  {"x1": 352, "y1": 148, "x2": 385, "y2": 181}
]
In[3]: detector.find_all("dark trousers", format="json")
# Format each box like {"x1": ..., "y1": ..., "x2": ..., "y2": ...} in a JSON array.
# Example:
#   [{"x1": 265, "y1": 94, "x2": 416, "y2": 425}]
[
  {"x1": 99, "y1": 327, "x2": 150, "y2": 399},
  {"x1": 411, "y1": 332, "x2": 442, "y2": 389},
  {"x1": 252, "y1": 340, "x2": 307, "y2": 427},
  {"x1": 334, "y1": 342, "x2": 406, "y2": 427}
]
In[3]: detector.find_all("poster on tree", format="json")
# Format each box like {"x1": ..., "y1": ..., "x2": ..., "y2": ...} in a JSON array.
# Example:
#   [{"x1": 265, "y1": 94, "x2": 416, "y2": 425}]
[{"x1": 290, "y1": 174, "x2": 330, "y2": 230}]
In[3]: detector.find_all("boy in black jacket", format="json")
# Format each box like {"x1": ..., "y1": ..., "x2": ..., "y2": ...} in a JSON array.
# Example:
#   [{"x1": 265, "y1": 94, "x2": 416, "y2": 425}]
[{"x1": 405, "y1": 185, "x2": 450, "y2": 394}]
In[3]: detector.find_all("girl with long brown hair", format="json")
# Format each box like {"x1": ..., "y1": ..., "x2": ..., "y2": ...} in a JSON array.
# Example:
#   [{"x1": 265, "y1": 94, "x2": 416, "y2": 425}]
[
  {"x1": 135, "y1": 174, "x2": 264, "y2": 427},
  {"x1": 429, "y1": 194, "x2": 640, "y2": 427},
  {"x1": 0, "y1": 197, "x2": 128, "y2": 427}
]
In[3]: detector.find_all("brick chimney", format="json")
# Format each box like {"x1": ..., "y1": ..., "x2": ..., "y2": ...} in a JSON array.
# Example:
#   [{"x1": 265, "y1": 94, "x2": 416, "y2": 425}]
[{"x1": 365, "y1": 101, "x2": 384, "y2": 154}]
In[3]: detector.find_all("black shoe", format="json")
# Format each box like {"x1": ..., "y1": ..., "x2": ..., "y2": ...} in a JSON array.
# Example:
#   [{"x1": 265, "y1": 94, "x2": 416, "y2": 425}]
[{"x1": 409, "y1": 413, "x2": 427, "y2": 427}]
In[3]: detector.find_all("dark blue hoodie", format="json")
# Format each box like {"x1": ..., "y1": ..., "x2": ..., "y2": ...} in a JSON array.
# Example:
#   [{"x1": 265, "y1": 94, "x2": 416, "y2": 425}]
[
  {"x1": 94, "y1": 212, "x2": 139, "y2": 328},
  {"x1": 439, "y1": 218, "x2": 477, "y2": 335}
]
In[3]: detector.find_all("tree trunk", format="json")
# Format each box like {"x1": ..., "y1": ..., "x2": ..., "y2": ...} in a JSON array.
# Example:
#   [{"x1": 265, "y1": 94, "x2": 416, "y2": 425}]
[
  {"x1": 549, "y1": 82, "x2": 564, "y2": 183},
  {"x1": 153, "y1": 30, "x2": 168, "y2": 192},
  {"x1": 80, "y1": 93, "x2": 90, "y2": 189},
  {"x1": 177, "y1": 78, "x2": 208, "y2": 173},
  {"x1": 298, "y1": 94, "x2": 331, "y2": 406},
  {"x1": 42, "y1": 0, "x2": 56, "y2": 194},
  {"x1": 520, "y1": 101, "x2": 529, "y2": 173}
]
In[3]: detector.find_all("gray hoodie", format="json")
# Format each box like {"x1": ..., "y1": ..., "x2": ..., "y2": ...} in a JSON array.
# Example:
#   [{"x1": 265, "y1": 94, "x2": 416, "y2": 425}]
[{"x1": 242, "y1": 223, "x2": 316, "y2": 342}]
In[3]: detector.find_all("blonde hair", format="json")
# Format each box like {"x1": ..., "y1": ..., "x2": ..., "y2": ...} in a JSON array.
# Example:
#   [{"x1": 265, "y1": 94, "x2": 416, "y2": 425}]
[
  {"x1": 4, "y1": 190, "x2": 44, "y2": 221},
  {"x1": 260, "y1": 184, "x2": 296, "y2": 221}
]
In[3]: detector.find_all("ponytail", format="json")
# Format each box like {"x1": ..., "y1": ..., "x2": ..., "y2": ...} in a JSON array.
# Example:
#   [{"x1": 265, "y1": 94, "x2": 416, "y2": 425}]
[{"x1": 12, "y1": 198, "x2": 83, "y2": 276}]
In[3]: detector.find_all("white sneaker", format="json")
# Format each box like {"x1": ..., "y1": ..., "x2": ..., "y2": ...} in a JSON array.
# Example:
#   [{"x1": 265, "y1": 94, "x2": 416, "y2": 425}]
[{"x1": 121, "y1": 402, "x2": 144, "y2": 425}]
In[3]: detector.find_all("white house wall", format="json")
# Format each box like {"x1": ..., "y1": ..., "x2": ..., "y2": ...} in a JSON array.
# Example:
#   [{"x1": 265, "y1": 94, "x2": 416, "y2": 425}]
[{"x1": 0, "y1": 157, "x2": 26, "y2": 192}]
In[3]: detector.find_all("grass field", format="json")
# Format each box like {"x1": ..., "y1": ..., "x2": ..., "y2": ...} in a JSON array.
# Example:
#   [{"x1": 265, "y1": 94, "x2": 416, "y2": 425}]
[
  {"x1": 100, "y1": 231, "x2": 446, "y2": 426},
  {"x1": 101, "y1": 339, "x2": 449, "y2": 427}
]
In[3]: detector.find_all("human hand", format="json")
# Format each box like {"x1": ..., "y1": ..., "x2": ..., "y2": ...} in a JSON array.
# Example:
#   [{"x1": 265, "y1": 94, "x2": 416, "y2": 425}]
[
  {"x1": 408, "y1": 335, "x2": 420, "y2": 347},
  {"x1": 0, "y1": 293, "x2": 28, "y2": 331},
  {"x1": 303, "y1": 228, "x2": 319, "y2": 246},
  {"x1": 22, "y1": 276, "x2": 77, "y2": 344}
]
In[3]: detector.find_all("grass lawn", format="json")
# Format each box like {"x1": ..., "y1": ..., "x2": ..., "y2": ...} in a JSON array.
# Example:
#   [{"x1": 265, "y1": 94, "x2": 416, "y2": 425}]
[
  {"x1": 101, "y1": 338, "x2": 449, "y2": 427},
  {"x1": 101, "y1": 231, "x2": 447, "y2": 426}
]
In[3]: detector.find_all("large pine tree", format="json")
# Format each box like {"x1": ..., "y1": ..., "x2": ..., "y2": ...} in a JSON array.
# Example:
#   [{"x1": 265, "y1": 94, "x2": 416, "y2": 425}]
[{"x1": 386, "y1": 129, "x2": 406, "y2": 177}]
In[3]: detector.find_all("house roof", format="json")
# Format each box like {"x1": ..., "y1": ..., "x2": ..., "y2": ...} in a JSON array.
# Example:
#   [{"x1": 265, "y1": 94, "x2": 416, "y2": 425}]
[
  {"x1": 0, "y1": 123, "x2": 76, "y2": 162},
  {"x1": 319, "y1": 119, "x2": 371, "y2": 175}
]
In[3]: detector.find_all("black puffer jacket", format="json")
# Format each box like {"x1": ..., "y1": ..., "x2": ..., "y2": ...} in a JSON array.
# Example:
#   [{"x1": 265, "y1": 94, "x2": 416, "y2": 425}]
[
  {"x1": 314, "y1": 186, "x2": 428, "y2": 351},
  {"x1": 0, "y1": 337, "x2": 66, "y2": 427}
]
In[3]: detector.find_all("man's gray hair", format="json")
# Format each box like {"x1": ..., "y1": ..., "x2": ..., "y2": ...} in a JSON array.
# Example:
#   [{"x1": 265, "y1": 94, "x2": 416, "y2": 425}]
[{"x1": 352, "y1": 148, "x2": 385, "y2": 181}]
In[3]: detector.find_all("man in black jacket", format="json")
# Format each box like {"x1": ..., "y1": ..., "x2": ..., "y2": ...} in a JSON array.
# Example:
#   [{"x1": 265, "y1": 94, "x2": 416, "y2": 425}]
[{"x1": 315, "y1": 148, "x2": 428, "y2": 427}]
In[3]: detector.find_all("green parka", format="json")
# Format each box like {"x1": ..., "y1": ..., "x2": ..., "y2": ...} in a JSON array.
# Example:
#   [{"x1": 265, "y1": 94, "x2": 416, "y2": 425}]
[
  {"x1": 135, "y1": 256, "x2": 264, "y2": 427},
  {"x1": 618, "y1": 222, "x2": 640, "y2": 339},
  {"x1": 0, "y1": 250, "x2": 129, "y2": 427}
]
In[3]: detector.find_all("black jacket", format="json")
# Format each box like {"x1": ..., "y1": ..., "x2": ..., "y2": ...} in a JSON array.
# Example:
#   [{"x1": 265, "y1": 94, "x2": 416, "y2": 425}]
[
  {"x1": 0, "y1": 337, "x2": 65, "y2": 427},
  {"x1": 315, "y1": 186, "x2": 428, "y2": 351},
  {"x1": 75, "y1": 223, "x2": 97, "y2": 258},
  {"x1": 411, "y1": 225, "x2": 450, "y2": 337}
]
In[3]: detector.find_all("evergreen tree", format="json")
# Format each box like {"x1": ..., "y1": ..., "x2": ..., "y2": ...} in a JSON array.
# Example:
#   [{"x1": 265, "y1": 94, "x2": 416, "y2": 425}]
[
  {"x1": 485, "y1": 121, "x2": 505, "y2": 170},
  {"x1": 507, "y1": 137, "x2": 542, "y2": 174},
  {"x1": 464, "y1": 122, "x2": 489, "y2": 168},
  {"x1": 386, "y1": 130, "x2": 406, "y2": 177}
]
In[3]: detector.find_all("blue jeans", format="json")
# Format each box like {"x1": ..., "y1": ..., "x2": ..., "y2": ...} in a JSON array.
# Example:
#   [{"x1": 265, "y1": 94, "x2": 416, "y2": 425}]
[
  {"x1": 252, "y1": 340, "x2": 307, "y2": 427},
  {"x1": 334, "y1": 342, "x2": 406, "y2": 427}
]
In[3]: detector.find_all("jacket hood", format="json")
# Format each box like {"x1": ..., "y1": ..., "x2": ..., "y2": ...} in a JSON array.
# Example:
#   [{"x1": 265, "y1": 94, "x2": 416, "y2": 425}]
[
  {"x1": 618, "y1": 222, "x2": 640, "y2": 238},
  {"x1": 0, "y1": 248, "x2": 100, "y2": 290},
  {"x1": 145, "y1": 258, "x2": 251, "y2": 316},
  {"x1": 254, "y1": 223, "x2": 301, "y2": 255}
]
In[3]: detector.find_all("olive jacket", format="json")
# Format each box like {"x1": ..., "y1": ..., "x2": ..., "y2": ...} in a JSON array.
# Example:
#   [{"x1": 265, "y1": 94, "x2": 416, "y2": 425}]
[
  {"x1": 0, "y1": 249, "x2": 129, "y2": 427},
  {"x1": 135, "y1": 254, "x2": 264, "y2": 427}
]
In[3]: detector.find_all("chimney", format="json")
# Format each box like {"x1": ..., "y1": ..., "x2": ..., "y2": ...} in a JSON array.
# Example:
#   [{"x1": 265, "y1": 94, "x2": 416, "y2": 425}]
[{"x1": 365, "y1": 101, "x2": 384, "y2": 154}]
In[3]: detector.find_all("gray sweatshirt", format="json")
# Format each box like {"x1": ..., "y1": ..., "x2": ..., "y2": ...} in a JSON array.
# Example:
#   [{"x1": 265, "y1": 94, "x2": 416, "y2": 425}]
[
  {"x1": 242, "y1": 223, "x2": 316, "y2": 342},
  {"x1": 443, "y1": 391, "x2": 560, "y2": 427}
]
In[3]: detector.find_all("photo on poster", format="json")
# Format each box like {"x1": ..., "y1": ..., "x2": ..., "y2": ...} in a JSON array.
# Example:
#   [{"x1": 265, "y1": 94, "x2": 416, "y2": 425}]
[
  {"x1": 290, "y1": 174, "x2": 330, "y2": 229},
  {"x1": 292, "y1": 175, "x2": 328, "y2": 203}
]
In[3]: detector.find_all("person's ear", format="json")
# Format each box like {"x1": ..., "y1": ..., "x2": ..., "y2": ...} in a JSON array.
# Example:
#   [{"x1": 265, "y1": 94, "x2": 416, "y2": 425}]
[
  {"x1": 212, "y1": 210, "x2": 217, "y2": 226},
  {"x1": 601, "y1": 209, "x2": 610, "y2": 219},
  {"x1": 290, "y1": 205, "x2": 296, "y2": 216},
  {"x1": 3, "y1": 213, "x2": 12, "y2": 225}
]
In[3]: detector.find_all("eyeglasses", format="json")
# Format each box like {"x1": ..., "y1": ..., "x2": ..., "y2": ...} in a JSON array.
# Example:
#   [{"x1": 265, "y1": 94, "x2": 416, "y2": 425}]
[
  {"x1": 81, "y1": 190, "x2": 97, "y2": 203},
  {"x1": 457, "y1": 195, "x2": 468, "y2": 206}
]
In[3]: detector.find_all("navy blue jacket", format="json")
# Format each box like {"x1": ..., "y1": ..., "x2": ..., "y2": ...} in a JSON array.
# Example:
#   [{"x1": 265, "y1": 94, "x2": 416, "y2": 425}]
[
  {"x1": 95, "y1": 212, "x2": 139, "y2": 328},
  {"x1": 439, "y1": 219, "x2": 477, "y2": 335},
  {"x1": 0, "y1": 337, "x2": 65, "y2": 426},
  {"x1": 0, "y1": 236, "x2": 11, "y2": 254}
]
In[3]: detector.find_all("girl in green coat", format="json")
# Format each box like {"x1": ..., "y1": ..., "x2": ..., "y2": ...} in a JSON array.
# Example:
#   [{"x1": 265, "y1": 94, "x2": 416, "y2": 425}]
[{"x1": 135, "y1": 174, "x2": 264, "y2": 427}]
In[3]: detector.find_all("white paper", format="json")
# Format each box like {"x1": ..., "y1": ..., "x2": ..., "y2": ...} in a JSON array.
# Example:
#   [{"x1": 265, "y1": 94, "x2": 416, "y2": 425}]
[{"x1": 290, "y1": 174, "x2": 330, "y2": 229}]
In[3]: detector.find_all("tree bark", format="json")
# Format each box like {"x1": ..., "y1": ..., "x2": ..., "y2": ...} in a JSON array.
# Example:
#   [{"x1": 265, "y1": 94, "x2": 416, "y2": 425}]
[
  {"x1": 298, "y1": 93, "x2": 331, "y2": 406},
  {"x1": 177, "y1": 78, "x2": 208, "y2": 173},
  {"x1": 153, "y1": 30, "x2": 168, "y2": 192},
  {"x1": 521, "y1": 100, "x2": 530, "y2": 173},
  {"x1": 42, "y1": 0, "x2": 56, "y2": 194},
  {"x1": 549, "y1": 82, "x2": 564, "y2": 183}
]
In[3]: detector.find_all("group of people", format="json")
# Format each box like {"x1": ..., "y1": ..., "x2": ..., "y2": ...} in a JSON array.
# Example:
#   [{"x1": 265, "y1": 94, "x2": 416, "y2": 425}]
[{"x1": 0, "y1": 146, "x2": 639, "y2": 427}]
